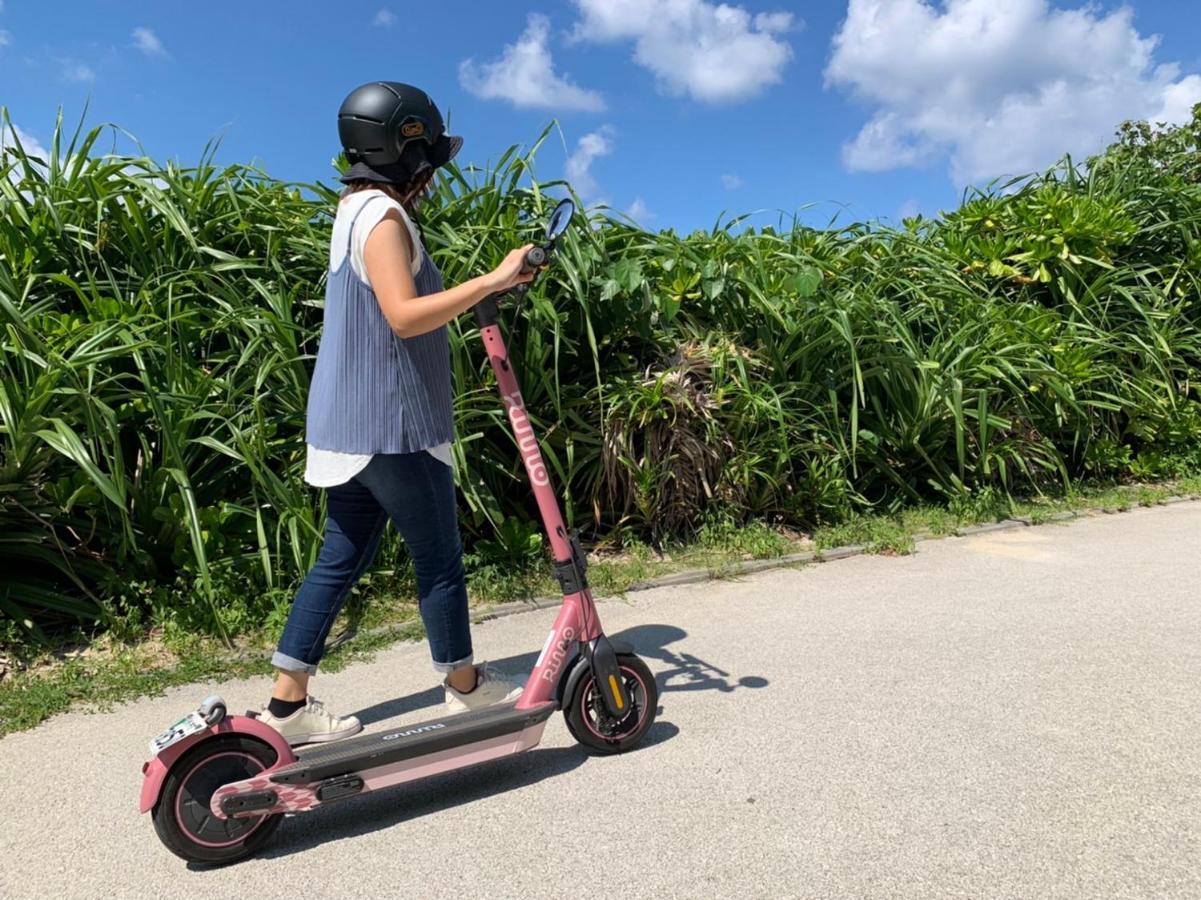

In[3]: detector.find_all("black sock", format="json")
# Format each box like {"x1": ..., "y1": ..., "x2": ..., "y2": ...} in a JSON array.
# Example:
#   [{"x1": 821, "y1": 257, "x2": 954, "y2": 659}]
[{"x1": 268, "y1": 697, "x2": 306, "y2": 718}]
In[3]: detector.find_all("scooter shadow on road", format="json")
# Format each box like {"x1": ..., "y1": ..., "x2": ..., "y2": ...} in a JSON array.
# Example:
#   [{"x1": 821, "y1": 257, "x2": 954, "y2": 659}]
[
  {"x1": 610, "y1": 624, "x2": 770, "y2": 696},
  {"x1": 236, "y1": 719, "x2": 680, "y2": 866},
  {"x1": 351, "y1": 623, "x2": 765, "y2": 728},
  {"x1": 219, "y1": 623, "x2": 744, "y2": 864}
]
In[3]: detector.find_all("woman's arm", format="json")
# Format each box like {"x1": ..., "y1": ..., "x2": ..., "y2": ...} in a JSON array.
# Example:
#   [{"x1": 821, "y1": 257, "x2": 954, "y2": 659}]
[{"x1": 364, "y1": 209, "x2": 535, "y2": 338}]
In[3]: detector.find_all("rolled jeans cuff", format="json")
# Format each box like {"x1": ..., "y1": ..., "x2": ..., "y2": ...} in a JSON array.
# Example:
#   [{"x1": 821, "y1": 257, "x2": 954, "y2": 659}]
[
  {"x1": 433, "y1": 651, "x2": 473, "y2": 675},
  {"x1": 272, "y1": 651, "x2": 319, "y2": 676}
]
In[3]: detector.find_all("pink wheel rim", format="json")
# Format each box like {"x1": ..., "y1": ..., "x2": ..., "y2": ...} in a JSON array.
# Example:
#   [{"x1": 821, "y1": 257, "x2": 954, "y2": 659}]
[
  {"x1": 174, "y1": 751, "x2": 268, "y2": 849},
  {"x1": 579, "y1": 664, "x2": 650, "y2": 743}
]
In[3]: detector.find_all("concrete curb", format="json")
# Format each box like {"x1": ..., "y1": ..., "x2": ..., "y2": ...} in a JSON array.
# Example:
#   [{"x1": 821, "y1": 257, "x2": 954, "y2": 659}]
[{"x1": 248, "y1": 496, "x2": 1200, "y2": 666}]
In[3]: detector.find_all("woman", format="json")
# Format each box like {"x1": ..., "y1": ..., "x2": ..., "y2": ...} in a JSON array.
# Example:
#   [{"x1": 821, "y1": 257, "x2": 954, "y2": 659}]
[{"x1": 261, "y1": 82, "x2": 535, "y2": 745}]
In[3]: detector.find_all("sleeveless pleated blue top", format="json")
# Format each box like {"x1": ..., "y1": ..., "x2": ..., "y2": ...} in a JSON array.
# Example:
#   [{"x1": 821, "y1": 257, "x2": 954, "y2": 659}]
[{"x1": 306, "y1": 197, "x2": 455, "y2": 454}]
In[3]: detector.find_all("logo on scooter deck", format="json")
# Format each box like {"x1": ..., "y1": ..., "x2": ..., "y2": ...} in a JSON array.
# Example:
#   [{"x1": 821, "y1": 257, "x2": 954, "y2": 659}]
[
  {"x1": 504, "y1": 392, "x2": 550, "y2": 487},
  {"x1": 381, "y1": 723, "x2": 447, "y2": 742}
]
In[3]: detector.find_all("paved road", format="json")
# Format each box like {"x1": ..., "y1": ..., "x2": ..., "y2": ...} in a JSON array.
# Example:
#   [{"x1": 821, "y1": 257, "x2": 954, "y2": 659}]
[{"x1": 2, "y1": 503, "x2": 1199, "y2": 899}]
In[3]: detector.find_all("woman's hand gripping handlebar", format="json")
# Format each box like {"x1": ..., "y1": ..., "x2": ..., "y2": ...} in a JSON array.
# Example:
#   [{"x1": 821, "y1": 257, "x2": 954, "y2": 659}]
[
  {"x1": 474, "y1": 245, "x2": 549, "y2": 327},
  {"x1": 473, "y1": 198, "x2": 574, "y2": 328}
]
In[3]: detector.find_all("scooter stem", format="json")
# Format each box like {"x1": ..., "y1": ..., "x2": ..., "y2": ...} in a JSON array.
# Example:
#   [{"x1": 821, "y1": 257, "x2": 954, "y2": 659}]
[
  {"x1": 475, "y1": 318, "x2": 573, "y2": 564},
  {"x1": 472, "y1": 302, "x2": 632, "y2": 714}
]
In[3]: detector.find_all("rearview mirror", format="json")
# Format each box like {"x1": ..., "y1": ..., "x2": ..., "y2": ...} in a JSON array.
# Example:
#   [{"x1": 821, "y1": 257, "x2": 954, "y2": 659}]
[{"x1": 546, "y1": 199, "x2": 575, "y2": 243}]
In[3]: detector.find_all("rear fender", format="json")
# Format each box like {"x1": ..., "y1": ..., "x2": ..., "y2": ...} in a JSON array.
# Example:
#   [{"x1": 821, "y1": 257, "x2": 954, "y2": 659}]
[{"x1": 138, "y1": 715, "x2": 296, "y2": 814}]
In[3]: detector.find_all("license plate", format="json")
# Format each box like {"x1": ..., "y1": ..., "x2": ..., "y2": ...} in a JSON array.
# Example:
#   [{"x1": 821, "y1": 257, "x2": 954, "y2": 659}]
[{"x1": 149, "y1": 711, "x2": 209, "y2": 756}]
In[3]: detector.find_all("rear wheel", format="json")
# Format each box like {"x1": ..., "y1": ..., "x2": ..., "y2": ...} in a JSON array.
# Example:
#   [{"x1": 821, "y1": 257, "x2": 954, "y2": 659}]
[
  {"x1": 151, "y1": 734, "x2": 282, "y2": 865},
  {"x1": 564, "y1": 653, "x2": 658, "y2": 754}
]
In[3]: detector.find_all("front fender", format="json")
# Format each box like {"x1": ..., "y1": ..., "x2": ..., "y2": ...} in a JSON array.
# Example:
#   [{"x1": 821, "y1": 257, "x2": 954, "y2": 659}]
[
  {"x1": 138, "y1": 715, "x2": 296, "y2": 814},
  {"x1": 556, "y1": 639, "x2": 634, "y2": 707}
]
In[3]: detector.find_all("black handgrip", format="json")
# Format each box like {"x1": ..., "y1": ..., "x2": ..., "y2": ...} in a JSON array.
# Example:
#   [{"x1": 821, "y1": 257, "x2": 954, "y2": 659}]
[
  {"x1": 524, "y1": 246, "x2": 547, "y2": 271},
  {"x1": 474, "y1": 293, "x2": 501, "y2": 328}
]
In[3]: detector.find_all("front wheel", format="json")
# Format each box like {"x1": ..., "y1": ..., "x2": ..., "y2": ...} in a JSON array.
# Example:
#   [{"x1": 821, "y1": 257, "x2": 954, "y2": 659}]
[
  {"x1": 151, "y1": 734, "x2": 282, "y2": 866},
  {"x1": 564, "y1": 653, "x2": 658, "y2": 754}
]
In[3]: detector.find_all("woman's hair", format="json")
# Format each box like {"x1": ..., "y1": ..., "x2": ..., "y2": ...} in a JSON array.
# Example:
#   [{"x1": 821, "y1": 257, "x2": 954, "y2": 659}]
[{"x1": 340, "y1": 169, "x2": 433, "y2": 217}]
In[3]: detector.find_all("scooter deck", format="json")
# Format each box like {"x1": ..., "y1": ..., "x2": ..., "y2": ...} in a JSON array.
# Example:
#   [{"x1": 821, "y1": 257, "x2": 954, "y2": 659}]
[{"x1": 269, "y1": 700, "x2": 556, "y2": 785}]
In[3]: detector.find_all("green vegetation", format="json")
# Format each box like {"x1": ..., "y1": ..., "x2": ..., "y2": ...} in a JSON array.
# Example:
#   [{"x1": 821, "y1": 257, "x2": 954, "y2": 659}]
[
  {"x1": 3, "y1": 479, "x2": 1198, "y2": 737},
  {"x1": 1, "y1": 106, "x2": 1199, "y2": 661}
]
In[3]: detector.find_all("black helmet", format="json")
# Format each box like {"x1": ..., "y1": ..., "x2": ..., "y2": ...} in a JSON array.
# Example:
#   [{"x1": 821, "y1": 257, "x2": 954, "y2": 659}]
[{"x1": 337, "y1": 82, "x2": 462, "y2": 186}]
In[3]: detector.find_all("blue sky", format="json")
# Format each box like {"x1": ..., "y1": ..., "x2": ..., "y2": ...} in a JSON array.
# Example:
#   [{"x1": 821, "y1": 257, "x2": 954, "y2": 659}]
[{"x1": 2, "y1": 1, "x2": 1199, "y2": 233}]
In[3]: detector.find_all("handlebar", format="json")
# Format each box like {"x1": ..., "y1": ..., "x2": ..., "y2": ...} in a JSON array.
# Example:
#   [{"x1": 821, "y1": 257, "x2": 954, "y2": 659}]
[
  {"x1": 475, "y1": 243, "x2": 552, "y2": 328},
  {"x1": 524, "y1": 246, "x2": 548, "y2": 271}
]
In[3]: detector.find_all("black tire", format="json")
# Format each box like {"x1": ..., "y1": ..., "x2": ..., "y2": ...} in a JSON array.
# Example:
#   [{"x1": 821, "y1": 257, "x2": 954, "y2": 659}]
[
  {"x1": 564, "y1": 653, "x2": 658, "y2": 755},
  {"x1": 151, "y1": 734, "x2": 282, "y2": 866}
]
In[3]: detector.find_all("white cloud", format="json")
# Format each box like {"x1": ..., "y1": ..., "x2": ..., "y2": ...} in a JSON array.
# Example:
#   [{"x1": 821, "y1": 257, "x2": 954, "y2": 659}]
[
  {"x1": 755, "y1": 12, "x2": 794, "y2": 33},
  {"x1": 0, "y1": 30, "x2": 10, "y2": 48},
  {"x1": 565, "y1": 127, "x2": 614, "y2": 198},
  {"x1": 373, "y1": 9, "x2": 396, "y2": 28},
  {"x1": 627, "y1": 197, "x2": 656, "y2": 224},
  {"x1": 459, "y1": 14, "x2": 605, "y2": 112},
  {"x1": 721, "y1": 174, "x2": 744, "y2": 190},
  {"x1": 1, "y1": 123, "x2": 47, "y2": 158},
  {"x1": 131, "y1": 27, "x2": 167, "y2": 58},
  {"x1": 2, "y1": 123, "x2": 49, "y2": 189},
  {"x1": 1156, "y1": 74, "x2": 1201, "y2": 125},
  {"x1": 894, "y1": 199, "x2": 922, "y2": 221},
  {"x1": 571, "y1": 0, "x2": 796, "y2": 103},
  {"x1": 826, "y1": 0, "x2": 1201, "y2": 185},
  {"x1": 62, "y1": 61, "x2": 95, "y2": 83}
]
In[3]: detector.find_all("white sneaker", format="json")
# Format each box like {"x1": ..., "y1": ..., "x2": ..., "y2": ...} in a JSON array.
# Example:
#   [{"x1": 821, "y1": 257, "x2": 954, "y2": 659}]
[
  {"x1": 444, "y1": 663, "x2": 524, "y2": 713},
  {"x1": 259, "y1": 696, "x2": 362, "y2": 746}
]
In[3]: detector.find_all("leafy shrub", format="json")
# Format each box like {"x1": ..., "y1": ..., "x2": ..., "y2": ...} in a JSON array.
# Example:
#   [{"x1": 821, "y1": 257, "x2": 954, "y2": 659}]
[{"x1": 2, "y1": 107, "x2": 1200, "y2": 642}]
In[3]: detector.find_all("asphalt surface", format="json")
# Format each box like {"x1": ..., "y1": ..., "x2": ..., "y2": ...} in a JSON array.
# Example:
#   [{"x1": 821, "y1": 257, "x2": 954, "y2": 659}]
[{"x1": 2, "y1": 503, "x2": 1199, "y2": 899}]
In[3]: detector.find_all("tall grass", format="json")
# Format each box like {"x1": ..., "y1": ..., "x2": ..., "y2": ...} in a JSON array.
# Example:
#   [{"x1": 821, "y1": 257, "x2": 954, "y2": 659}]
[{"x1": 2, "y1": 108, "x2": 1199, "y2": 644}]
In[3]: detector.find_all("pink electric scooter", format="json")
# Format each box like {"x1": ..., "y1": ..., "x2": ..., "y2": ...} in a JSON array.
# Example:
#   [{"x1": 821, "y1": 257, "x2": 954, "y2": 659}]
[{"x1": 138, "y1": 199, "x2": 658, "y2": 865}]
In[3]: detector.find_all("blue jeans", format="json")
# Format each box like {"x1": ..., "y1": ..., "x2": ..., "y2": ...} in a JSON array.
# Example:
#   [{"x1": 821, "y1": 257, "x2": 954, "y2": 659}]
[{"x1": 273, "y1": 452, "x2": 473, "y2": 675}]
